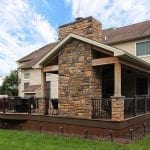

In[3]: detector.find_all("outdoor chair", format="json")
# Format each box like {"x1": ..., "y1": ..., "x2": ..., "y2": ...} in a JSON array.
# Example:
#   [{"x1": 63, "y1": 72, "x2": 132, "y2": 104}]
[{"x1": 51, "y1": 99, "x2": 59, "y2": 115}]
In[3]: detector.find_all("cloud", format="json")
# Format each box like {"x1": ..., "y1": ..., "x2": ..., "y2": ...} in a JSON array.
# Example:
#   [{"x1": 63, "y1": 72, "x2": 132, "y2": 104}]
[
  {"x1": 0, "y1": 0, "x2": 57, "y2": 76},
  {"x1": 65, "y1": 0, "x2": 150, "y2": 28}
]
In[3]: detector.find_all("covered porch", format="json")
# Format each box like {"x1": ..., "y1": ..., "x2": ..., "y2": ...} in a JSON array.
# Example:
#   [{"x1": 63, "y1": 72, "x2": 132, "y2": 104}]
[
  {"x1": 1, "y1": 34, "x2": 150, "y2": 122},
  {"x1": 0, "y1": 60, "x2": 150, "y2": 121},
  {"x1": 92, "y1": 56, "x2": 150, "y2": 120},
  {"x1": 33, "y1": 34, "x2": 150, "y2": 121}
]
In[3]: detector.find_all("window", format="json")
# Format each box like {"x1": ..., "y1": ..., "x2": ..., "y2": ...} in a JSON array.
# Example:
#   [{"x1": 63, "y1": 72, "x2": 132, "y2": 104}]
[
  {"x1": 136, "y1": 77, "x2": 148, "y2": 95},
  {"x1": 24, "y1": 72, "x2": 30, "y2": 79},
  {"x1": 24, "y1": 82, "x2": 29, "y2": 89},
  {"x1": 136, "y1": 40, "x2": 150, "y2": 56}
]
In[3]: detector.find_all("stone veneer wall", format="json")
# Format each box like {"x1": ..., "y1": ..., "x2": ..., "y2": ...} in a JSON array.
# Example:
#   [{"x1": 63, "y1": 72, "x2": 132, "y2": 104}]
[
  {"x1": 59, "y1": 17, "x2": 102, "y2": 43},
  {"x1": 111, "y1": 96, "x2": 124, "y2": 121},
  {"x1": 58, "y1": 39, "x2": 102, "y2": 119}
]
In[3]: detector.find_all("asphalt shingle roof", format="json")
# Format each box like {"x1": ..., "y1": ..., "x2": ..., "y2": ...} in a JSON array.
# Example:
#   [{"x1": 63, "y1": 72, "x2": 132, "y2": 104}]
[
  {"x1": 18, "y1": 20, "x2": 150, "y2": 69},
  {"x1": 102, "y1": 20, "x2": 150, "y2": 44}
]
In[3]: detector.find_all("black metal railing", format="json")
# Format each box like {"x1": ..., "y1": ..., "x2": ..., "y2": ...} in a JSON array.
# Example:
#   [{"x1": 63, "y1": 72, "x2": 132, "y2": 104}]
[
  {"x1": 92, "y1": 98, "x2": 111, "y2": 119},
  {"x1": 124, "y1": 96, "x2": 150, "y2": 118},
  {"x1": 0, "y1": 96, "x2": 59, "y2": 115}
]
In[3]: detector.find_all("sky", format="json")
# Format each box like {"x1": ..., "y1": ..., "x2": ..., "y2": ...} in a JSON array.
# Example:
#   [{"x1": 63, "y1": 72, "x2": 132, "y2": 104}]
[{"x1": 0, "y1": 0, "x2": 149, "y2": 77}]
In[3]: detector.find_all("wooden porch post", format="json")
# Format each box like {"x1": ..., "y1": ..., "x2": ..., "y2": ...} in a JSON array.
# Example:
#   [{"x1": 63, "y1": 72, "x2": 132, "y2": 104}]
[
  {"x1": 114, "y1": 62, "x2": 121, "y2": 97},
  {"x1": 41, "y1": 69, "x2": 46, "y2": 98},
  {"x1": 111, "y1": 61, "x2": 124, "y2": 121},
  {"x1": 39, "y1": 69, "x2": 47, "y2": 115}
]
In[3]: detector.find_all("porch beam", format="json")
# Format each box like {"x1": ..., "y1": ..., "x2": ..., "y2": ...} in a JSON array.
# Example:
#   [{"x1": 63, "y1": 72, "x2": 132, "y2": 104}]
[
  {"x1": 92, "y1": 57, "x2": 119, "y2": 66},
  {"x1": 120, "y1": 61, "x2": 150, "y2": 74},
  {"x1": 114, "y1": 61, "x2": 122, "y2": 97},
  {"x1": 43, "y1": 65, "x2": 58, "y2": 72}
]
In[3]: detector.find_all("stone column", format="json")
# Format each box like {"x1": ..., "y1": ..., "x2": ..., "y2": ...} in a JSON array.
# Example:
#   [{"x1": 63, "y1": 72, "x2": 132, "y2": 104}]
[
  {"x1": 111, "y1": 62, "x2": 124, "y2": 121},
  {"x1": 39, "y1": 70, "x2": 47, "y2": 115},
  {"x1": 111, "y1": 96, "x2": 124, "y2": 121}
]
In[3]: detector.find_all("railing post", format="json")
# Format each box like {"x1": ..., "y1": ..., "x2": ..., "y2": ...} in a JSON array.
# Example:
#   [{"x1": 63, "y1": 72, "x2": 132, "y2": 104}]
[
  {"x1": 111, "y1": 96, "x2": 125, "y2": 121},
  {"x1": 3, "y1": 97, "x2": 6, "y2": 114},
  {"x1": 45, "y1": 97, "x2": 49, "y2": 115},
  {"x1": 144, "y1": 96, "x2": 147, "y2": 114},
  {"x1": 28, "y1": 98, "x2": 31, "y2": 115},
  {"x1": 133, "y1": 96, "x2": 137, "y2": 116}
]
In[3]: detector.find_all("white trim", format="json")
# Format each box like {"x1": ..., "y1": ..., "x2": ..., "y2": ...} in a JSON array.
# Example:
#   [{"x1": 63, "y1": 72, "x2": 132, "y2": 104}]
[
  {"x1": 23, "y1": 92, "x2": 36, "y2": 94},
  {"x1": 33, "y1": 33, "x2": 125, "y2": 68}
]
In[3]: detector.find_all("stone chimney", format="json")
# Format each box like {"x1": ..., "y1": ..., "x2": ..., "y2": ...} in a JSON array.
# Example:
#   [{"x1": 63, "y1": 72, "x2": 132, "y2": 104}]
[{"x1": 58, "y1": 16, "x2": 102, "y2": 42}]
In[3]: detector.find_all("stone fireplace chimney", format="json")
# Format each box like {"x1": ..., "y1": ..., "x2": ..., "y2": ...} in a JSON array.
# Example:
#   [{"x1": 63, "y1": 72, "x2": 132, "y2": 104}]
[{"x1": 58, "y1": 16, "x2": 102, "y2": 42}]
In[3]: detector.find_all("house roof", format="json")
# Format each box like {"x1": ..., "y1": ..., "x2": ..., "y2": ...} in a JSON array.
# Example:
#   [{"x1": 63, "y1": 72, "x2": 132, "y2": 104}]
[
  {"x1": 23, "y1": 85, "x2": 41, "y2": 93},
  {"x1": 102, "y1": 20, "x2": 150, "y2": 44},
  {"x1": 18, "y1": 20, "x2": 150, "y2": 69},
  {"x1": 18, "y1": 42, "x2": 58, "y2": 69},
  {"x1": 33, "y1": 33, "x2": 150, "y2": 73}
]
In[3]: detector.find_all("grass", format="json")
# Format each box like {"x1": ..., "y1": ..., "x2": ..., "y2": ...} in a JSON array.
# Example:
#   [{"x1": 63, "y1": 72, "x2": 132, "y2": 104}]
[{"x1": 0, "y1": 129, "x2": 149, "y2": 150}]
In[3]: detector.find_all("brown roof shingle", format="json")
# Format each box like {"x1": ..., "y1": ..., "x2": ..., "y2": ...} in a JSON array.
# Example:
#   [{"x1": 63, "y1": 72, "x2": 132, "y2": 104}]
[
  {"x1": 18, "y1": 20, "x2": 150, "y2": 69},
  {"x1": 102, "y1": 20, "x2": 150, "y2": 44},
  {"x1": 18, "y1": 42, "x2": 58, "y2": 69}
]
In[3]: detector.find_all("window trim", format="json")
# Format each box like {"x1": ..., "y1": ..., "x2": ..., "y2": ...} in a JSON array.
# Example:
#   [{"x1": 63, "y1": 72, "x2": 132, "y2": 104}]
[
  {"x1": 135, "y1": 39, "x2": 150, "y2": 57},
  {"x1": 24, "y1": 82, "x2": 30, "y2": 90},
  {"x1": 24, "y1": 72, "x2": 30, "y2": 80}
]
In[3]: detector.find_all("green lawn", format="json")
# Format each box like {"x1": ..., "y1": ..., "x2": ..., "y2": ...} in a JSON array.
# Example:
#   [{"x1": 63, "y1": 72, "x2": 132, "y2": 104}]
[{"x1": 0, "y1": 129, "x2": 149, "y2": 150}]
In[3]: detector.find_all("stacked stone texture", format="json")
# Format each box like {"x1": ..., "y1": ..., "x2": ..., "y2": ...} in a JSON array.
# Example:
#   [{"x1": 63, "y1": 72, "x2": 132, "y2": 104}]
[
  {"x1": 111, "y1": 97, "x2": 124, "y2": 121},
  {"x1": 58, "y1": 39, "x2": 102, "y2": 119},
  {"x1": 39, "y1": 99, "x2": 46, "y2": 114},
  {"x1": 59, "y1": 17, "x2": 102, "y2": 43}
]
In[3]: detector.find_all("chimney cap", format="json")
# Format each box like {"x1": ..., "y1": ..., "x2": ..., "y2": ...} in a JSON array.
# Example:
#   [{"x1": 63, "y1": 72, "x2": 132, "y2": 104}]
[{"x1": 75, "y1": 17, "x2": 84, "y2": 21}]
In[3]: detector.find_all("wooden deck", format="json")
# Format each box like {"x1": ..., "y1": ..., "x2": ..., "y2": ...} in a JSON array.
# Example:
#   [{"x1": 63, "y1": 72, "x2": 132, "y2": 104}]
[{"x1": 0, "y1": 112, "x2": 150, "y2": 129}]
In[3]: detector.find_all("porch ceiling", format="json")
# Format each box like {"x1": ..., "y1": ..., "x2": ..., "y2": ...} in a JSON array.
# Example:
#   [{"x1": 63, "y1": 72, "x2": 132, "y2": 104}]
[
  {"x1": 119, "y1": 54, "x2": 150, "y2": 74},
  {"x1": 92, "y1": 56, "x2": 150, "y2": 74}
]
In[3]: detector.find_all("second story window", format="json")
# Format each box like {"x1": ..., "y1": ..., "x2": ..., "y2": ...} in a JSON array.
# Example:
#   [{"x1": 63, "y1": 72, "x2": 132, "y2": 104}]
[
  {"x1": 136, "y1": 40, "x2": 150, "y2": 56},
  {"x1": 24, "y1": 72, "x2": 30, "y2": 80},
  {"x1": 24, "y1": 82, "x2": 29, "y2": 89}
]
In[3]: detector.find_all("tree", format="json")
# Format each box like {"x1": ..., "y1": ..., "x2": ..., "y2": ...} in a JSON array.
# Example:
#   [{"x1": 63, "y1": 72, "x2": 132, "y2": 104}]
[{"x1": 0, "y1": 70, "x2": 18, "y2": 96}]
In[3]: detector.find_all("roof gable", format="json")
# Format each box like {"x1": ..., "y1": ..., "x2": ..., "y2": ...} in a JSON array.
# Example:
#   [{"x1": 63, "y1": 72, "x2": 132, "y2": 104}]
[
  {"x1": 18, "y1": 42, "x2": 58, "y2": 69},
  {"x1": 33, "y1": 33, "x2": 125, "y2": 68}
]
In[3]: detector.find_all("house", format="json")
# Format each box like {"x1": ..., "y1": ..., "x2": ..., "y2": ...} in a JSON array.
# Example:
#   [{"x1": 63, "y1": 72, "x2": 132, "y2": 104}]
[
  {"x1": 17, "y1": 16, "x2": 150, "y2": 122},
  {"x1": 17, "y1": 43, "x2": 59, "y2": 98}
]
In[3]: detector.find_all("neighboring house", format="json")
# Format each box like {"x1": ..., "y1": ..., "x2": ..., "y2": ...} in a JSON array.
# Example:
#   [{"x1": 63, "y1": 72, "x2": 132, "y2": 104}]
[
  {"x1": 17, "y1": 16, "x2": 150, "y2": 121},
  {"x1": 17, "y1": 43, "x2": 58, "y2": 98}
]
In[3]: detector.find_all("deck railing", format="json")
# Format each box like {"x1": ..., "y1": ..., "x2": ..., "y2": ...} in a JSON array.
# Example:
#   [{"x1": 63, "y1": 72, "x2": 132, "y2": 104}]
[
  {"x1": 0, "y1": 97, "x2": 59, "y2": 115},
  {"x1": 0, "y1": 96, "x2": 150, "y2": 119},
  {"x1": 124, "y1": 96, "x2": 150, "y2": 118},
  {"x1": 92, "y1": 98, "x2": 111, "y2": 119}
]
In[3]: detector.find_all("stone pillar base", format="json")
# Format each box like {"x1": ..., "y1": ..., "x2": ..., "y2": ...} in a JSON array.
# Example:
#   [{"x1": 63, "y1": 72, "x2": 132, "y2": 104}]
[
  {"x1": 111, "y1": 96, "x2": 125, "y2": 121},
  {"x1": 39, "y1": 98, "x2": 47, "y2": 115}
]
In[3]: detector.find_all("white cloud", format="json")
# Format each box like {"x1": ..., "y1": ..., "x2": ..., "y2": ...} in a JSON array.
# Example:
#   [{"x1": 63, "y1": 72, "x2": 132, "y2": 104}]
[
  {"x1": 0, "y1": 0, "x2": 57, "y2": 76},
  {"x1": 66, "y1": 0, "x2": 150, "y2": 28}
]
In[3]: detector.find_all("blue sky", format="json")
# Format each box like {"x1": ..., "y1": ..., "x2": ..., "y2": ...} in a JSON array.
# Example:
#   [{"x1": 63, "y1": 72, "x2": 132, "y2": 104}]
[{"x1": 0, "y1": 0, "x2": 150, "y2": 76}]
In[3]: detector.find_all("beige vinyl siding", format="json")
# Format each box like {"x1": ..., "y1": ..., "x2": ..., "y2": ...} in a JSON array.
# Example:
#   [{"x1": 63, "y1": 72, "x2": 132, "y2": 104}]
[
  {"x1": 18, "y1": 68, "x2": 41, "y2": 97},
  {"x1": 18, "y1": 67, "x2": 58, "y2": 98},
  {"x1": 112, "y1": 38, "x2": 150, "y2": 64}
]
